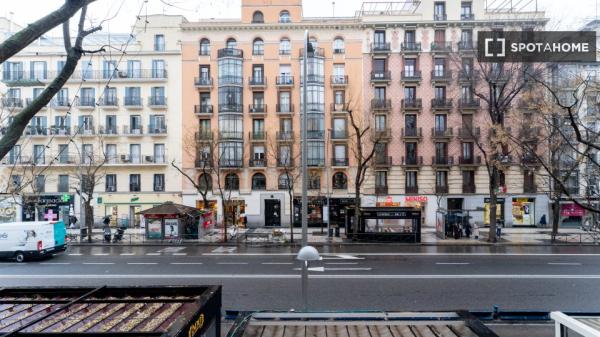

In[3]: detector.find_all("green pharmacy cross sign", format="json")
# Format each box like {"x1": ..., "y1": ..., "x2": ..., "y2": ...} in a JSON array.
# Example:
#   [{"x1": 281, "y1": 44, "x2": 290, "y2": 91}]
[{"x1": 61, "y1": 194, "x2": 71, "y2": 203}]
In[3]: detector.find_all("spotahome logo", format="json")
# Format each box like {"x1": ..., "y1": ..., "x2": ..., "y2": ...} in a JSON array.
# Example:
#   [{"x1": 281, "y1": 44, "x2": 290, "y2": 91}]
[{"x1": 478, "y1": 31, "x2": 596, "y2": 63}]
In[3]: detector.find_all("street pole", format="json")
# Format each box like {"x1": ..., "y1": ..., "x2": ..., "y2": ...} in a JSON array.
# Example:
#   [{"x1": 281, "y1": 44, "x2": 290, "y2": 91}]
[
  {"x1": 301, "y1": 30, "x2": 309, "y2": 247},
  {"x1": 301, "y1": 260, "x2": 308, "y2": 310},
  {"x1": 326, "y1": 129, "x2": 331, "y2": 238}
]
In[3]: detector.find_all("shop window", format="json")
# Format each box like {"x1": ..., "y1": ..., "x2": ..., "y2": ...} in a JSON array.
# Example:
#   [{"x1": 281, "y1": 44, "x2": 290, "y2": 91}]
[{"x1": 332, "y1": 172, "x2": 347, "y2": 190}]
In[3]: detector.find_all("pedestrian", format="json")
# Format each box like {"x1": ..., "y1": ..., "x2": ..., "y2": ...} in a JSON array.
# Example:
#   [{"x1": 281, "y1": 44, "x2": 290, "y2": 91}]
[
  {"x1": 539, "y1": 214, "x2": 547, "y2": 228},
  {"x1": 69, "y1": 215, "x2": 78, "y2": 229},
  {"x1": 103, "y1": 216, "x2": 110, "y2": 226},
  {"x1": 465, "y1": 222, "x2": 472, "y2": 238},
  {"x1": 473, "y1": 223, "x2": 480, "y2": 240},
  {"x1": 453, "y1": 223, "x2": 460, "y2": 240},
  {"x1": 496, "y1": 224, "x2": 502, "y2": 240}
]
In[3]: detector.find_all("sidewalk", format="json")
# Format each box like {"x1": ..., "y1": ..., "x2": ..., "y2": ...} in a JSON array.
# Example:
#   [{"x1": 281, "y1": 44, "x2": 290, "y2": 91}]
[{"x1": 67, "y1": 226, "x2": 598, "y2": 246}]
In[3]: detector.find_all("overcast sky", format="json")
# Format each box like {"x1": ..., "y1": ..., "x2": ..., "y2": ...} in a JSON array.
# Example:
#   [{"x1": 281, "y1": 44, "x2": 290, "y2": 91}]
[{"x1": 2, "y1": 0, "x2": 599, "y2": 37}]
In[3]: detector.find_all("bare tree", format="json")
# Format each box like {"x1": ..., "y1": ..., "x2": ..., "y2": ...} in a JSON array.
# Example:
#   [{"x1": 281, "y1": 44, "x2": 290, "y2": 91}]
[{"x1": 0, "y1": 0, "x2": 102, "y2": 162}]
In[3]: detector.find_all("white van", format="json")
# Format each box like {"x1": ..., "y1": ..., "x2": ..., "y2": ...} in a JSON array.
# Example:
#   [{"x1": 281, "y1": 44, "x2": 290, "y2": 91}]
[{"x1": 0, "y1": 221, "x2": 67, "y2": 262}]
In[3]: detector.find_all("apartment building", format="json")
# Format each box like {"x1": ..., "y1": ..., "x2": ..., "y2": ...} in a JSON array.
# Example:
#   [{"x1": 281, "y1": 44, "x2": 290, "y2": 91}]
[
  {"x1": 180, "y1": 0, "x2": 364, "y2": 227},
  {"x1": 0, "y1": 15, "x2": 185, "y2": 225}
]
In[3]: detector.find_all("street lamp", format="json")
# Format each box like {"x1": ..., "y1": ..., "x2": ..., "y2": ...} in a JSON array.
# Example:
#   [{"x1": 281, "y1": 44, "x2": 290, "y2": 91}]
[{"x1": 296, "y1": 245, "x2": 320, "y2": 311}]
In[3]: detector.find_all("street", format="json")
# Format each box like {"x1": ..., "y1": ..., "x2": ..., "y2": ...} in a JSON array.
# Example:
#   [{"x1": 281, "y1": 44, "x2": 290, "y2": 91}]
[{"x1": 1, "y1": 245, "x2": 600, "y2": 314}]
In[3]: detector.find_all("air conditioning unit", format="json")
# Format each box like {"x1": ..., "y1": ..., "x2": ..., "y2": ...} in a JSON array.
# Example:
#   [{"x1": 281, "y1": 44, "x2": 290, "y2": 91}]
[
  {"x1": 121, "y1": 154, "x2": 130, "y2": 162},
  {"x1": 118, "y1": 71, "x2": 128, "y2": 78},
  {"x1": 145, "y1": 155, "x2": 154, "y2": 163}
]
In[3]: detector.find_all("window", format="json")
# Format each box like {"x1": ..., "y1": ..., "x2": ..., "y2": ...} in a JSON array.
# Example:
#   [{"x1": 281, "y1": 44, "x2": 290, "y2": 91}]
[
  {"x1": 404, "y1": 58, "x2": 416, "y2": 76},
  {"x1": 82, "y1": 144, "x2": 93, "y2": 164},
  {"x1": 252, "y1": 173, "x2": 266, "y2": 190},
  {"x1": 279, "y1": 174, "x2": 290, "y2": 190},
  {"x1": 106, "y1": 174, "x2": 117, "y2": 192},
  {"x1": 279, "y1": 10, "x2": 291, "y2": 23},
  {"x1": 309, "y1": 37, "x2": 318, "y2": 49},
  {"x1": 434, "y1": 2, "x2": 446, "y2": 20},
  {"x1": 106, "y1": 144, "x2": 117, "y2": 163},
  {"x1": 34, "y1": 175, "x2": 45, "y2": 193},
  {"x1": 2, "y1": 61, "x2": 23, "y2": 80},
  {"x1": 218, "y1": 59, "x2": 243, "y2": 86},
  {"x1": 58, "y1": 175, "x2": 69, "y2": 193},
  {"x1": 463, "y1": 171, "x2": 475, "y2": 193},
  {"x1": 81, "y1": 61, "x2": 93, "y2": 80},
  {"x1": 198, "y1": 173, "x2": 212, "y2": 192},
  {"x1": 333, "y1": 64, "x2": 345, "y2": 84},
  {"x1": 279, "y1": 91, "x2": 291, "y2": 112},
  {"x1": 103, "y1": 60, "x2": 117, "y2": 79},
  {"x1": 374, "y1": 86, "x2": 386, "y2": 100},
  {"x1": 333, "y1": 37, "x2": 345, "y2": 54},
  {"x1": 129, "y1": 174, "x2": 141, "y2": 192},
  {"x1": 33, "y1": 145, "x2": 45, "y2": 164},
  {"x1": 461, "y1": 85, "x2": 473, "y2": 101},
  {"x1": 11, "y1": 175, "x2": 21, "y2": 189},
  {"x1": 375, "y1": 171, "x2": 387, "y2": 188},
  {"x1": 435, "y1": 86, "x2": 446, "y2": 100},
  {"x1": 462, "y1": 142, "x2": 473, "y2": 160},
  {"x1": 30, "y1": 61, "x2": 47, "y2": 80},
  {"x1": 435, "y1": 114, "x2": 447, "y2": 131},
  {"x1": 434, "y1": 58, "x2": 445, "y2": 76},
  {"x1": 434, "y1": 29, "x2": 446, "y2": 44},
  {"x1": 375, "y1": 115, "x2": 387, "y2": 131},
  {"x1": 405, "y1": 30, "x2": 416, "y2": 44},
  {"x1": 462, "y1": 58, "x2": 473, "y2": 76},
  {"x1": 252, "y1": 11, "x2": 264, "y2": 23},
  {"x1": 333, "y1": 172, "x2": 347, "y2": 189},
  {"x1": 461, "y1": 2, "x2": 473, "y2": 20},
  {"x1": 199, "y1": 38, "x2": 211, "y2": 55},
  {"x1": 58, "y1": 144, "x2": 69, "y2": 163},
  {"x1": 461, "y1": 29, "x2": 473, "y2": 46},
  {"x1": 404, "y1": 86, "x2": 416, "y2": 100},
  {"x1": 225, "y1": 173, "x2": 239, "y2": 190},
  {"x1": 9, "y1": 145, "x2": 21, "y2": 165},
  {"x1": 373, "y1": 59, "x2": 386, "y2": 76},
  {"x1": 279, "y1": 145, "x2": 292, "y2": 165},
  {"x1": 307, "y1": 142, "x2": 325, "y2": 166},
  {"x1": 334, "y1": 90, "x2": 345, "y2": 104},
  {"x1": 226, "y1": 38, "x2": 237, "y2": 49},
  {"x1": 436, "y1": 171, "x2": 448, "y2": 188},
  {"x1": 153, "y1": 174, "x2": 165, "y2": 192},
  {"x1": 279, "y1": 38, "x2": 291, "y2": 55},
  {"x1": 308, "y1": 173, "x2": 321, "y2": 190},
  {"x1": 80, "y1": 88, "x2": 95, "y2": 106},
  {"x1": 154, "y1": 144, "x2": 165, "y2": 163},
  {"x1": 334, "y1": 145, "x2": 347, "y2": 165},
  {"x1": 405, "y1": 114, "x2": 417, "y2": 134},
  {"x1": 152, "y1": 60, "x2": 166, "y2": 78},
  {"x1": 252, "y1": 38, "x2": 264, "y2": 55},
  {"x1": 151, "y1": 87, "x2": 165, "y2": 105},
  {"x1": 154, "y1": 34, "x2": 165, "y2": 51},
  {"x1": 435, "y1": 142, "x2": 447, "y2": 161},
  {"x1": 130, "y1": 115, "x2": 142, "y2": 133},
  {"x1": 56, "y1": 88, "x2": 69, "y2": 106},
  {"x1": 374, "y1": 30, "x2": 386, "y2": 47},
  {"x1": 406, "y1": 142, "x2": 417, "y2": 161},
  {"x1": 103, "y1": 87, "x2": 117, "y2": 106},
  {"x1": 406, "y1": 171, "x2": 418, "y2": 189}
]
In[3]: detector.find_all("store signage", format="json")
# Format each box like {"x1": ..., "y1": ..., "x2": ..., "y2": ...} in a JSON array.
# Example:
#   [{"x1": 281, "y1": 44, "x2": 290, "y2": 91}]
[
  {"x1": 561, "y1": 203, "x2": 585, "y2": 217},
  {"x1": 405, "y1": 196, "x2": 428, "y2": 203},
  {"x1": 188, "y1": 313, "x2": 205, "y2": 337},
  {"x1": 484, "y1": 198, "x2": 505, "y2": 203},
  {"x1": 386, "y1": 196, "x2": 393, "y2": 203},
  {"x1": 131, "y1": 197, "x2": 140, "y2": 202}
]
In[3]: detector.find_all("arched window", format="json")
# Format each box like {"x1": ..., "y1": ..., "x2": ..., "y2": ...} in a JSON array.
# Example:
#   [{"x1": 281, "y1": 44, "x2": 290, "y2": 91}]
[
  {"x1": 253, "y1": 38, "x2": 264, "y2": 55},
  {"x1": 226, "y1": 38, "x2": 237, "y2": 49},
  {"x1": 199, "y1": 38, "x2": 210, "y2": 56},
  {"x1": 198, "y1": 173, "x2": 212, "y2": 192},
  {"x1": 278, "y1": 173, "x2": 290, "y2": 190},
  {"x1": 279, "y1": 10, "x2": 291, "y2": 23},
  {"x1": 279, "y1": 38, "x2": 291, "y2": 55},
  {"x1": 252, "y1": 173, "x2": 266, "y2": 190},
  {"x1": 225, "y1": 173, "x2": 239, "y2": 190},
  {"x1": 332, "y1": 172, "x2": 347, "y2": 190},
  {"x1": 333, "y1": 37, "x2": 345, "y2": 54},
  {"x1": 252, "y1": 11, "x2": 264, "y2": 23},
  {"x1": 308, "y1": 173, "x2": 320, "y2": 190}
]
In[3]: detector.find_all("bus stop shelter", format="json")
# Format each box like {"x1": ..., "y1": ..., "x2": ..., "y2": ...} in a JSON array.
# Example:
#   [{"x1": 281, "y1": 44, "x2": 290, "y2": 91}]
[{"x1": 345, "y1": 207, "x2": 421, "y2": 243}]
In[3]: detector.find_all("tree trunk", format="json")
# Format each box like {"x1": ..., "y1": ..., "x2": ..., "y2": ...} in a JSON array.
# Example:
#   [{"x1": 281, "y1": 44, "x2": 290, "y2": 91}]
[
  {"x1": 221, "y1": 199, "x2": 228, "y2": 243},
  {"x1": 353, "y1": 175, "x2": 361, "y2": 240},
  {"x1": 551, "y1": 167, "x2": 561, "y2": 237},
  {"x1": 488, "y1": 168, "x2": 498, "y2": 243},
  {"x1": 85, "y1": 202, "x2": 94, "y2": 243},
  {"x1": 289, "y1": 190, "x2": 294, "y2": 244}
]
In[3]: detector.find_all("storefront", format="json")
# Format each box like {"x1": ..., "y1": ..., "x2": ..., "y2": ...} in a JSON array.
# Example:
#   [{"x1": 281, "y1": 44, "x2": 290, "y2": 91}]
[
  {"x1": 483, "y1": 197, "x2": 505, "y2": 226},
  {"x1": 511, "y1": 197, "x2": 536, "y2": 226},
  {"x1": 293, "y1": 197, "x2": 354, "y2": 228},
  {"x1": 560, "y1": 202, "x2": 586, "y2": 228},
  {"x1": 22, "y1": 194, "x2": 74, "y2": 223}
]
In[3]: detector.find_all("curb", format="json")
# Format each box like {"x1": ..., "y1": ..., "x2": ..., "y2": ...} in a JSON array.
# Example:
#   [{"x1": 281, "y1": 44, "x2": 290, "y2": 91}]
[{"x1": 68, "y1": 241, "x2": 599, "y2": 247}]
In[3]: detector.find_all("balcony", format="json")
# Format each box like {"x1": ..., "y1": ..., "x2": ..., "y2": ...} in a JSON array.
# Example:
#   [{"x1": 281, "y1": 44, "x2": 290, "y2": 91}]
[
  {"x1": 98, "y1": 97, "x2": 118, "y2": 108},
  {"x1": 331, "y1": 129, "x2": 348, "y2": 141},
  {"x1": 462, "y1": 184, "x2": 476, "y2": 194},
  {"x1": 373, "y1": 156, "x2": 392, "y2": 168},
  {"x1": 145, "y1": 155, "x2": 167, "y2": 164},
  {"x1": 458, "y1": 156, "x2": 482, "y2": 166},
  {"x1": 430, "y1": 42, "x2": 453, "y2": 53},
  {"x1": 98, "y1": 126, "x2": 119, "y2": 136},
  {"x1": 461, "y1": 13, "x2": 475, "y2": 20},
  {"x1": 123, "y1": 96, "x2": 143, "y2": 109},
  {"x1": 493, "y1": 154, "x2": 513, "y2": 165},
  {"x1": 194, "y1": 77, "x2": 213, "y2": 90},
  {"x1": 371, "y1": 71, "x2": 391, "y2": 83},
  {"x1": 307, "y1": 158, "x2": 325, "y2": 167},
  {"x1": 277, "y1": 157, "x2": 294, "y2": 167},
  {"x1": 248, "y1": 77, "x2": 267, "y2": 89},
  {"x1": 122, "y1": 125, "x2": 143, "y2": 136},
  {"x1": 299, "y1": 47, "x2": 325, "y2": 58},
  {"x1": 249, "y1": 158, "x2": 267, "y2": 168},
  {"x1": 375, "y1": 185, "x2": 388, "y2": 195},
  {"x1": 307, "y1": 130, "x2": 325, "y2": 139},
  {"x1": 277, "y1": 131, "x2": 294, "y2": 142},
  {"x1": 148, "y1": 96, "x2": 167, "y2": 108},
  {"x1": 370, "y1": 42, "x2": 391, "y2": 54},
  {"x1": 435, "y1": 185, "x2": 449, "y2": 194},
  {"x1": 401, "y1": 156, "x2": 423, "y2": 168},
  {"x1": 276, "y1": 75, "x2": 294, "y2": 87},
  {"x1": 406, "y1": 185, "x2": 419, "y2": 194},
  {"x1": 52, "y1": 98, "x2": 71, "y2": 109},
  {"x1": 431, "y1": 70, "x2": 453, "y2": 82},
  {"x1": 194, "y1": 104, "x2": 213, "y2": 115},
  {"x1": 195, "y1": 131, "x2": 214, "y2": 142},
  {"x1": 401, "y1": 70, "x2": 422, "y2": 83},
  {"x1": 249, "y1": 131, "x2": 266, "y2": 142},
  {"x1": 522, "y1": 155, "x2": 541, "y2": 166},
  {"x1": 301, "y1": 74, "x2": 325, "y2": 84},
  {"x1": 458, "y1": 70, "x2": 475, "y2": 83},
  {"x1": 519, "y1": 127, "x2": 541, "y2": 143},
  {"x1": 220, "y1": 159, "x2": 244, "y2": 168},
  {"x1": 68, "y1": 69, "x2": 168, "y2": 81},
  {"x1": 401, "y1": 127, "x2": 423, "y2": 140},
  {"x1": 458, "y1": 40, "x2": 476, "y2": 52},
  {"x1": 218, "y1": 48, "x2": 243, "y2": 58},
  {"x1": 371, "y1": 128, "x2": 392, "y2": 141},
  {"x1": 249, "y1": 104, "x2": 267, "y2": 115},
  {"x1": 431, "y1": 127, "x2": 453, "y2": 140},
  {"x1": 195, "y1": 159, "x2": 213, "y2": 169},
  {"x1": 219, "y1": 131, "x2": 243, "y2": 140},
  {"x1": 77, "y1": 126, "x2": 96, "y2": 136},
  {"x1": 401, "y1": 42, "x2": 422, "y2": 53},
  {"x1": 49, "y1": 126, "x2": 71, "y2": 136},
  {"x1": 276, "y1": 104, "x2": 294, "y2": 114},
  {"x1": 459, "y1": 98, "x2": 480, "y2": 110},
  {"x1": 148, "y1": 124, "x2": 168, "y2": 135},
  {"x1": 458, "y1": 127, "x2": 481, "y2": 140},
  {"x1": 330, "y1": 75, "x2": 348, "y2": 87},
  {"x1": 331, "y1": 103, "x2": 348, "y2": 114},
  {"x1": 371, "y1": 99, "x2": 392, "y2": 112},
  {"x1": 524, "y1": 183, "x2": 537, "y2": 194},
  {"x1": 401, "y1": 98, "x2": 423, "y2": 112},
  {"x1": 219, "y1": 103, "x2": 243, "y2": 113},
  {"x1": 25, "y1": 126, "x2": 48, "y2": 136},
  {"x1": 431, "y1": 98, "x2": 453, "y2": 110},
  {"x1": 432, "y1": 156, "x2": 454, "y2": 167},
  {"x1": 434, "y1": 13, "x2": 447, "y2": 21},
  {"x1": 332, "y1": 158, "x2": 349, "y2": 167},
  {"x1": 76, "y1": 97, "x2": 95, "y2": 109}
]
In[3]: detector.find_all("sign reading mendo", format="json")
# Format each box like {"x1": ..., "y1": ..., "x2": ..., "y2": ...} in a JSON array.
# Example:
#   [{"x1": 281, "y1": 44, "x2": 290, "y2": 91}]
[{"x1": 478, "y1": 31, "x2": 596, "y2": 63}]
